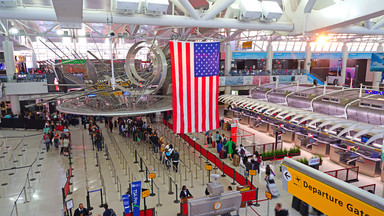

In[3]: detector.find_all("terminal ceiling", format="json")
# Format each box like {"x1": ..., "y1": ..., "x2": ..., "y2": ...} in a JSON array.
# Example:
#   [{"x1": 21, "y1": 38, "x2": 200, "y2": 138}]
[{"x1": 1, "y1": 0, "x2": 384, "y2": 50}]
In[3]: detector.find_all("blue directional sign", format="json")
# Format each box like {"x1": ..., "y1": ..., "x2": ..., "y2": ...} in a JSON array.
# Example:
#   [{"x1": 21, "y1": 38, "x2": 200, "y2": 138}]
[
  {"x1": 131, "y1": 181, "x2": 141, "y2": 216},
  {"x1": 122, "y1": 194, "x2": 130, "y2": 214}
]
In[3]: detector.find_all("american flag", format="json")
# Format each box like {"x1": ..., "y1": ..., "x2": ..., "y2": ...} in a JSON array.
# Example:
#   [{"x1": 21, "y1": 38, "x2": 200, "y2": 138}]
[{"x1": 169, "y1": 41, "x2": 220, "y2": 134}]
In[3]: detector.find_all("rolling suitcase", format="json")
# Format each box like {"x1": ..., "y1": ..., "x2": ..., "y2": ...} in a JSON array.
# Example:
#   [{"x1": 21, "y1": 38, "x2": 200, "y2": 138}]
[
  {"x1": 233, "y1": 154, "x2": 240, "y2": 166},
  {"x1": 219, "y1": 150, "x2": 227, "y2": 159},
  {"x1": 217, "y1": 143, "x2": 223, "y2": 153},
  {"x1": 266, "y1": 182, "x2": 279, "y2": 197}
]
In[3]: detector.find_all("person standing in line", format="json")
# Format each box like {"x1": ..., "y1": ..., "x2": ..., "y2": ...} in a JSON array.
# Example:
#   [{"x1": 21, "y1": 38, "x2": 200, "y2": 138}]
[
  {"x1": 205, "y1": 130, "x2": 212, "y2": 145},
  {"x1": 63, "y1": 137, "x2": 70, "y2": 157},
  {"x1": 43, "y1": 132, "x2": 50, "y2": 152},
  {"x1": 224, "y1": 138, "x2": 235, "y2": 160},
  {"x1": 53, "y1": 130, "x2": 60, "y2": 149},
  {"x1": 172, "y1": 150, "x2": 180, "y2": 172},
  {"x1": 95, "y1": 130, "x2": 103, "y2": 151}
]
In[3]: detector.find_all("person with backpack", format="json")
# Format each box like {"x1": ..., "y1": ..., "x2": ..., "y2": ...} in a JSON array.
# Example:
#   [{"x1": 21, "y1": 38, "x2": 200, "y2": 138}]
[
  {"x1": 215, "y1": 131, "x2": 222, "y2": 146},
  {"x1": 224, "y1": 138, "x2": 235, "y2": 161},
  {"x1": 103, "y1": 204, "x2": 116, "y2": 216},
  {"x1": 95, "y1": 131, "x2": 103, "y2": 151},
  {"x1": 172, "y1": 149, "x2": 180, "y2": 172}
]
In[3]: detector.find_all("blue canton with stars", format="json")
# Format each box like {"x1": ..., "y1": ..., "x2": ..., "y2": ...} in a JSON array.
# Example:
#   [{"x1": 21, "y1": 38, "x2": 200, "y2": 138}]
[{"x1": 194, "y1": 42, "x2": 220, "y2": 77}]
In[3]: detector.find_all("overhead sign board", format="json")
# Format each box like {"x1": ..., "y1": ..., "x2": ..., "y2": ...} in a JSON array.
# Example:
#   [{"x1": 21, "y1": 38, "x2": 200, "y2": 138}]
[
  {"x1": 242, "y1": 41, "x2": 252, "y2": 49},
  {"x1": 282, "y1": 158, "x2": 384, "y2": 216}
]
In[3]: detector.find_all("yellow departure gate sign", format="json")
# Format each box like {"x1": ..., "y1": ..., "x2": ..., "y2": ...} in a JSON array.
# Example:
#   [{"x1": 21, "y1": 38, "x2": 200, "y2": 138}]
[
  {"x1": 142, "y1": 189, "x2": 149, "y2": 198},
  {"x1": 282, "y1": 165, "x2": 383, "y2": 216},
  {"x1": 242, "y1": 41, "x2": 252, "y2": 49},
  {"x1": 265, "y1": 191, "x2": 272, "y2": 200}
]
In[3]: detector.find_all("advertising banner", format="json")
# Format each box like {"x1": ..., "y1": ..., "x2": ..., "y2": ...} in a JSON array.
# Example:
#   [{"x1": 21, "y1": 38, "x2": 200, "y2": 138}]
[
  {"x1": 231, "y1": 118, "x2": 239, "y2": 144},
  {"x1": 122, "y1": 194, "x2": 131, "y2": 214},
  {"x1": 348, "y1": 53, "x2": 372, "y2": 59},
  {"x1": 370, "y1": 53, "x2": 384, "y2": 71},
  {"x1": 273, "y1": 52, "x2": 306, "y2": 59},
  {"x1": 278, "y1": 75, "x2": 293, "y2": 83},
  {"x1": 252, "y1": 76, "x2": 270, "y2": 85},
  {"x1": 243, "y1": 76, "x2": 253, "y2": 85},
  {"x1": 312, "y1": 53, "x2": 343, "y2": 59},
  {"x1": 232, "y1": 52, "x2": 267, "y2": 59},
  {"x1": 219, "y1": 77, "x2": 226, "y2": 86},
  {"x1": 225, "y1": 76, "x2": 244, "y2": 86},
  {"x1": 131, "y1": 181, "x2": 142, "y2": 216}
]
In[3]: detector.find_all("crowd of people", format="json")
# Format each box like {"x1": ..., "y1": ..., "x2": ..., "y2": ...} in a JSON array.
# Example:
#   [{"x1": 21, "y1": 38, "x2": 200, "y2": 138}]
[{"x1": 42, "y1": 120, "x2": 71, "y2": 155}]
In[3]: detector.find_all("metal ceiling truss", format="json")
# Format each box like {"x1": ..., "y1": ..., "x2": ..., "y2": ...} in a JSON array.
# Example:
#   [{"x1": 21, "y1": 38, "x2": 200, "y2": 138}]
[{"x1": 219, "y1": 94, "x2": 384, "y2": 149}]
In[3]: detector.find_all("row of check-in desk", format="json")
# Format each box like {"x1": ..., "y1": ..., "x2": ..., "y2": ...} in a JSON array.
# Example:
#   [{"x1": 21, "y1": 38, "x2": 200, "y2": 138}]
[{"x1": 226, "y1": 109, "x2": 381, "y2": 178}]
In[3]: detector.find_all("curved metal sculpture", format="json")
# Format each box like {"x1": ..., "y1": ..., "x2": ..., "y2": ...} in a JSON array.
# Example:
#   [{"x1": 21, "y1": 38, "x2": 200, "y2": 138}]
[{"x1": 125, "y1": 41, "x2": 168, "y2": 94}]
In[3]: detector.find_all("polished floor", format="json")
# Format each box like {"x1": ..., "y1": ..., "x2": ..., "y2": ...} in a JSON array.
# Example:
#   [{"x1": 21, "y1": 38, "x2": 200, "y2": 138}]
[{"x1": 0, "y1": 115, "x2": 382, "y2": 216}]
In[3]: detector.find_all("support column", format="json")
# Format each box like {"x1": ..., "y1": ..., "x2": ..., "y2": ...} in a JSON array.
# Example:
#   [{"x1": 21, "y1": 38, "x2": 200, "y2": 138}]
[
  {"x1": 31, "y1": 51, "x2": 38, "y2": 69},
  {"x1": 10, "y1": 95, "x2": 20, "y2": 115},
  {"x1": 372, "y1": 44, "x2": 383, "y2": 90},
  {"x1": 224, "y1": 86, "x2": 231, "y2": 94},
  {"x1": 266, "y1": 42, "x2": 273, "y2": 73},
  {"x1": 225, "y1": 43, "x2": 232, "y2": 76},
  {"x1": 341, "y1": 44, "x2": 349, "y2": 86},
  {"x1": 304, "y1": 43, "x2": 312, "y2": 72},
  {"x1": 2, "y1": 38, "x2": 16, "y2": 80}
]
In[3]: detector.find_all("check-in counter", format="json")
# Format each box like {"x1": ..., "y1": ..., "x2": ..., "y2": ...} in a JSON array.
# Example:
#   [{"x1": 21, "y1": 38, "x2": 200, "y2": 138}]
[
  {"x1": 282, "y1": 128, "x2": 294, "y2": 143},
  {"x1": 356, "y1": 155, "x2": 380, "y2": 177},
  {"x1": 269, "y1": 124, "x2": 279, "y2": 136},
  {"x1": 312, "y1": 136, "x2": 333, "y2": 156},
  {"x1": 258, "y1": 119, "x2": 269, "y2": 133},
  {"x1": 294, "y1": 131, "x2": 307, "y2": 147},
  {"x1": 330, "y1": 144, "x2": 344, "y2": 164},
  {"x1": 240, "y1": 115, "x2": 251, "y2": 126}
]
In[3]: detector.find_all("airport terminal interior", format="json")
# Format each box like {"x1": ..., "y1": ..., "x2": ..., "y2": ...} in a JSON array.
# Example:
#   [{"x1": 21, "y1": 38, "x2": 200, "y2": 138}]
[{"x1": 2, "y1": 0, "x2": 384, "y2": 216}]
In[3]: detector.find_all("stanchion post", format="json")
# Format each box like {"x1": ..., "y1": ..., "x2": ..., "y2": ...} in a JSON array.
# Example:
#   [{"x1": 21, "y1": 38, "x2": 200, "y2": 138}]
[
  {"x1": 156, "y1": 187, "x2": 162, "y2": 207},
  {"x1": 144, "y1": 167, "x2": 149, "y2": 183},
  {"x1": 174, "y1": 184, "x2": 180, "y2": 203},
  {"x1": 168, "y1": 177, "x2": 174, "y2": 195},
  {"x1": 254, "y1": 188, "x2": 260, "y2": 207},
  {"x1": 87, "y1": 191, "x2": 94, "y2": 210},
  {"x1": 221, "y1": 162, "x2": 226, "y2": 177},
  {"x1": 23, "y1": 186, "x2": 29, "y2": 203},
  {"x1": 231, "y1": 170, "x2": 236, "y2": 185},
  {"x1": 99, "y1": 188, "x2": 104, "y2": 208},
  {"x1": 134, "y1": 150, "x2": 138, "y2": 164},
  {"x1": 139, "y1": 157, "x2": 144, "y2": 172},
  {"x1": 150, "y1": 179, "x2": 155, "y2": 196}
]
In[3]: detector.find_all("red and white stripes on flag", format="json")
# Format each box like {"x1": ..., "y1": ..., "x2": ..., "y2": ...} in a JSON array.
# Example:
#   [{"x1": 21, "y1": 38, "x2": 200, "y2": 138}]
[{"x1": 169, "y1": 41, "x2": 219, "y2": 134}]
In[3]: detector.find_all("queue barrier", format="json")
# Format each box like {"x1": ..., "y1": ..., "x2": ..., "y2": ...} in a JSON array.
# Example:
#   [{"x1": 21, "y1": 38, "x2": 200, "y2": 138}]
[
  {"x1": 125, "y1": 208, "x2": 155, "y2": 216},
  {"x1": 162, "y1": 120, "x2": 256, "y2": 192},
  {"x1": 324, "y1": 166, "x2": 359, "y2": 182},
  {"x1": 359, "y1": 184, "x2": 376, "y2": 194}
]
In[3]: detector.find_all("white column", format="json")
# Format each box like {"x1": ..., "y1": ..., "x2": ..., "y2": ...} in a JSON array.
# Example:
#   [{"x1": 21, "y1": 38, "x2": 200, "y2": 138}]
[
  {"x1": 225, "y1": 43, "x2": 232, "y2": 76},
  {"x1": 372, "y1": 44, "x2": 383, "y2": 90},
  {"x1": 304, "y1": 43, "x2": 312, "y2": 72},
  {"x1": 266, "y1": 42, "x2": 273, "y2": 72},
  {"x1": 224, "y1": 86, "x2": 231, "y2": 94},
  {"x1": 2, "y1": 38, "x2": 16, "y2": 79},
  {"x1": 31, "y1": 51, "x2": 38, "y2": 69},
  {"x1": 10, "y1": 95, "x2": 20, "y2": 115},
  {"x1": 341, "y1": 44, "x2": 349, "y2": 86}
]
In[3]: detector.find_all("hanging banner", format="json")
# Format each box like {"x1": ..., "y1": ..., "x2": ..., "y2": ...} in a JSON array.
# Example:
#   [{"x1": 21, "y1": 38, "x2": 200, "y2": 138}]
[
  {"x1": 131, "y1": 181, "x2": 142, "y2": 216},
  {"x1": 122, "y1": 194, "x2": 131, "y2": 214},
  {"x1": 231, "y1": 118, "x2": 239, "y2": 144}
]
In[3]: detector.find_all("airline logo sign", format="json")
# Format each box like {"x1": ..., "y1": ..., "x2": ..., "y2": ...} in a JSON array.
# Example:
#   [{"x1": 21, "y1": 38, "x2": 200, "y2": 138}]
[{"x1": 281, "y1": 165, "x2": 383, "y2": 216}]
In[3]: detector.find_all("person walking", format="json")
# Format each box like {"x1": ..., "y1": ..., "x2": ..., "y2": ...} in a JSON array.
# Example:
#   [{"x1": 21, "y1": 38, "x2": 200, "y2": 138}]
[
  {"x1": 53, "y1": 130, "x2": 60, "y2": 149},
  {"x1": 224, "y1": 138, "x2": 235, "y2": 160},
  {"x1": 43, "y1": 132, "x2": 50, "y2": 152},
  {"x1": 74, "y1": 203, "x2": 89, "y2": 216},
  {"x1": 275, "y1": 203, "x2": 289, "y2": 216},
  {"x1": 103, "y1": 204, "x2": 116, "y2": 216}
]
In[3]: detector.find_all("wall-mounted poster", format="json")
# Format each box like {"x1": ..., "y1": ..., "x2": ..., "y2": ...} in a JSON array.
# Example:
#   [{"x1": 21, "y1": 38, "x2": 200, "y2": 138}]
[{"x1": 370, "y1": 53, "x2": 384, "y2": 71}]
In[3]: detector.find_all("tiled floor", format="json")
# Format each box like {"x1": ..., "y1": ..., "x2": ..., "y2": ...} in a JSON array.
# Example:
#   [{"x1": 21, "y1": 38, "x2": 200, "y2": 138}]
[{"x1": 0, "y1": 116, "x2": 383, "y2": 216}]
